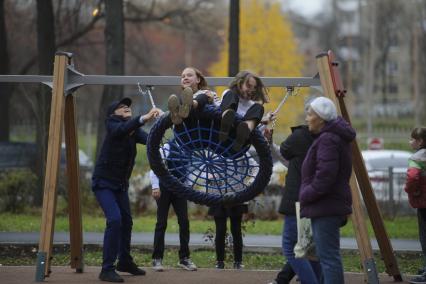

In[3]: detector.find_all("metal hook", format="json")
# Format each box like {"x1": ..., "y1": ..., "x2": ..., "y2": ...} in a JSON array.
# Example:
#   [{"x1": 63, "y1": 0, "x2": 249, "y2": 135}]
[
  {"x1": 269, "y1": 84, "x2": 301, "y2": 129},
  {"x1": 137, "y1": 83, "x2": 157, "y2": 109}
]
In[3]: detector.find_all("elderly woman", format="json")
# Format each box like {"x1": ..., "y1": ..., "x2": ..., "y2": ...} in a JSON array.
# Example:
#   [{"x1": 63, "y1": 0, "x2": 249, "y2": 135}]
[{"x1": 299, "y1": 97, "x2": 356, "y2": 284}]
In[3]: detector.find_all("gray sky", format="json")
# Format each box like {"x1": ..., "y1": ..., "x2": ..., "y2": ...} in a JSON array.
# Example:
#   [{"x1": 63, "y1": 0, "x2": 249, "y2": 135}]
[{"x1": 282, "y1": 0, "x2": 326, "y2": 17}]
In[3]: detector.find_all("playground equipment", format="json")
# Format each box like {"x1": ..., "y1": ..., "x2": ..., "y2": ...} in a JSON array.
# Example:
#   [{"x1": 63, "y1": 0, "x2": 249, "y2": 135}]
[{"x1": 0, "y1": 51, "x2": 402, "y2": 283}]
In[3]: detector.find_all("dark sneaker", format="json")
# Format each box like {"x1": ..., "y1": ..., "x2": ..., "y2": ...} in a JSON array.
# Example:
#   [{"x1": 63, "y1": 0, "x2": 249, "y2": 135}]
[
  {"x1": 152, "y1": 258, "x2": 164, "y2": 272},
  {"x1": 99, "y1": 270, "x2": 124, "y2": 282},
  {"x1": 410, "y1": 273, "x2": 426, "y2": 284},
  {"x1": 219, "y1": 109, "x2": 235, "y2": 142},
  {"x1": 168, "y1": 94, "x2": 183, "y2": 125},
  {"x1": 233, "y1": 261, "x2": 244, "y2": 270},
  {"x1": 232, "y1": 122, "x2": 250, "y2": 151},
  {"x1": 179, "y1": 87, "x2": 193, "y2": 119},
  {"x1": 178, "y1": 257, "x2": 197, "y2": 271},
  {"x1": 116, "y1": 261, "x2": 146, "y2": 276},
  {"x1": 215, "y1": 261, "x2": 225, "y2": 269}
]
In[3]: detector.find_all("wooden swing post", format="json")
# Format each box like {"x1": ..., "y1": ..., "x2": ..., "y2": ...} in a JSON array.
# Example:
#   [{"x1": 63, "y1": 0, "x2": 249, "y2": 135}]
[
  {"x1": 316, "y1": 51, "x2": 402, "y2": 282},
  {"x1": 35, "y1": 52, "x2": 84, "y2": 281}
]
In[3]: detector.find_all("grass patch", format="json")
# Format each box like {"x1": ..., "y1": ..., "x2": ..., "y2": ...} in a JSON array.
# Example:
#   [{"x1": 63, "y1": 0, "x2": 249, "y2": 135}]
[
  {"x1": 0, "y1": 213, "x2": 419, "y2": 239},
  {"x1": 0, "y1": 246, "x2": 423, "y2": 274}
]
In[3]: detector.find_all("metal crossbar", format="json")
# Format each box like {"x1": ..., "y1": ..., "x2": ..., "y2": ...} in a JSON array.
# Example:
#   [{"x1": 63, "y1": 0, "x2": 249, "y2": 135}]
[{"x1": 0, "y1": 65, "x2": 321, "y2": 93}]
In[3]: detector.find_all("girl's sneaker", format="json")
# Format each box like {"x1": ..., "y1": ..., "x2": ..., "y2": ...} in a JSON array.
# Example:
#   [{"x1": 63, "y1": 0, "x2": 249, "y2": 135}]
[
  {"x1": 178, "y1": 257, "x2": 197, "y2": 271},
  {"x1": 152, "y1": 258, "x2": 164, "y2": 272},
  {"x1": 179, "y1": 87, "x2": 193, "y2": 119},
  {"x1": 219, "y1": 109, "x2": 235, "y2": 142},
  {"x1": 233, "y1": 122, "x2": 250, "y2": 151},
  {"x1": 215, "y1": 261, "x2": 225, "y2": 269},
  {"x1": 168, "y1": 94, "x2": 183, "y2": 125},
  {"x1": 233, "y1": 261, "x2": 244, "y2": 270}
]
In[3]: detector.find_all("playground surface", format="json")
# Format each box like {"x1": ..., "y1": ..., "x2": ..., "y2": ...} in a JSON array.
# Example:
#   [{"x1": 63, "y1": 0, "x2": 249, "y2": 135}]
[{"x1": 0, "y1": 266, "x2": 411, "y2": 284}]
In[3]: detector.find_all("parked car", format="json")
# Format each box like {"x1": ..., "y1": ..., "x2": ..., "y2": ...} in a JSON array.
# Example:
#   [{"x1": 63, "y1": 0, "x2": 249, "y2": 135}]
[
  {"x1": 361, "y1": 150, "x2": 411, "y2": 202},
  {"x1": 0, "y1": 141, "x2": 93, "y2": 172}
]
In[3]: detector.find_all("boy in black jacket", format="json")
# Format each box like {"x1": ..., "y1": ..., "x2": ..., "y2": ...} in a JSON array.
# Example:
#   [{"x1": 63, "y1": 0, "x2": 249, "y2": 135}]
[{"x1": 93, "y1": 97, "x2": 160, "y2": 282}]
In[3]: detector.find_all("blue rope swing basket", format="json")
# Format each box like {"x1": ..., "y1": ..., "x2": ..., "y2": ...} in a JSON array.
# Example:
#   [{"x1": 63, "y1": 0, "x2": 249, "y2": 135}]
[{"x1": 147, "y1": 107, "x2": 273, "y2": 206}]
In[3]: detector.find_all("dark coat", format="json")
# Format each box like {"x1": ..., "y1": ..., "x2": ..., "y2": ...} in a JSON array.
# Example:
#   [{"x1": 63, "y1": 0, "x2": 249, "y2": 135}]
[
  {"x1": 278, "y1": 125, "x2": 314, "y2": 216},
  {"x1": 299, "y1": 117, "x2": 356, "y2": 218},
  {"x1": 93, "y1": 115, "x2": 148, "y2": 190}
]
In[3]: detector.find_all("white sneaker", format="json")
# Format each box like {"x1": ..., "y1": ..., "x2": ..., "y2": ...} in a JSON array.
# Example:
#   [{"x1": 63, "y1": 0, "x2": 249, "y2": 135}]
[
  {"x1": 178, "y1": 257, "x2": 197, "y2": 271},
  {"x1": 152, "y1": 258, "x2": 164, "y2": 272}
]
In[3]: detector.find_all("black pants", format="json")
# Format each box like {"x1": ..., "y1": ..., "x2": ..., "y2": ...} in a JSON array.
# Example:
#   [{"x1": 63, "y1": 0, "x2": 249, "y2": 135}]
[
  {"x1": 220, "y1": 90, "x2": 264, "y2": 123},
  {"x1": 214, "y1": 215, "x2": 243, "y2": 262},
  {"x1": 418, "y1": 208, "x2": 426, "y2": 266},
  {"x1": 152, "y1": 188, "x2": 190, "y2": 260}
]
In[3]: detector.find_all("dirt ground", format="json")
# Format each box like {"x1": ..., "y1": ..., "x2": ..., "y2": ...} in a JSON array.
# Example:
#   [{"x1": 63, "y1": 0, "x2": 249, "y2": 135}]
[{"x1": 0, "y1": 265, "x2": 411, "y2": 284}]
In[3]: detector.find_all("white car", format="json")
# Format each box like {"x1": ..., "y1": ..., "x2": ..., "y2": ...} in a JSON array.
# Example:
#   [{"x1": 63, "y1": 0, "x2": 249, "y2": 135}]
[{"x1": 361, "y1": 150, "x2": 411, "y2": 202}]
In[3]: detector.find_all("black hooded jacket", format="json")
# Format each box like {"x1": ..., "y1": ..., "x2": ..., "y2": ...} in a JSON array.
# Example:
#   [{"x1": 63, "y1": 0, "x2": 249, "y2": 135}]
[
  {"x1": 93, "y1": 114, "x2": 148, "y2": 189},
  {"x1": 278, "y1": 125, "x2": 314, "y2": 215}
]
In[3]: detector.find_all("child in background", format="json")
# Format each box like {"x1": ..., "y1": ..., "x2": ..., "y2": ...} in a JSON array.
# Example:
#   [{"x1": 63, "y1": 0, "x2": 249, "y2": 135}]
[
  {"x1": 208, "y1": 202, "x2": 248, "y2": 270},
  {"x1": 404, "y1": 127, "x2": 426, "y2": 284},
  {"x1": 149, "y1": 141, "x2": 197, "y2": 272}
]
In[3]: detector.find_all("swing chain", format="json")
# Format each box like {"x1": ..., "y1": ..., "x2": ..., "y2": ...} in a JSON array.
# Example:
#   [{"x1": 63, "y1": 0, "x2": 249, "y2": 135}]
[
  {"x1": 270, "y1": 85, "x2": 300, "y2": 130},
  {"x1": 137, "y1": 83, "x2": 157, "y2": 109}
]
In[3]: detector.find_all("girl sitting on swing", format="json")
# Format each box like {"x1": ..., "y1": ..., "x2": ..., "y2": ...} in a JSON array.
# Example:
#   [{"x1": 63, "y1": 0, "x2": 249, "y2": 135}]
[
  {"x1": 168, "y1": 69, "x2": 269, "y2": 152},
  {"x1": 168, "y1": 67, "x2": 220, "y2": 125},
  {"x1": 219, "y1": 71, "x2": 269, "y2": 151}
]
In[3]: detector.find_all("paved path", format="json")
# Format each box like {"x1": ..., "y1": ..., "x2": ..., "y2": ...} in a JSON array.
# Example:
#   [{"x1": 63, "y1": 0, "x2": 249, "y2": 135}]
[
  {"x1": 0, "y1": 232, "x2": 421, "y2": 252},
  {"x1": 0, "y1": 266, "x2": 411, "y2": 284}
]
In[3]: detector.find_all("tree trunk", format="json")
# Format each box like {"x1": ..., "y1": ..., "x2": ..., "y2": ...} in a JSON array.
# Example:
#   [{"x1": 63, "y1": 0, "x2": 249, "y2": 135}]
[
  {"x1": 365, "y1": 0, "x2": 376, "y2": 136},
  {"x1": 416, "y1": 3, "x2": 426, "y2": 125},
  {"x1": 95, "y1": 0, "x2": 125, "y2": 159},
  {"x1": 34, "y1": 0, "x2": 56, "y2": 206},
  {"x1": 228, "y1": 0, "x2": 239, "y2": 77},
  {"x1": 0, "y1": 0, "x2": 12, "y2": 142}
]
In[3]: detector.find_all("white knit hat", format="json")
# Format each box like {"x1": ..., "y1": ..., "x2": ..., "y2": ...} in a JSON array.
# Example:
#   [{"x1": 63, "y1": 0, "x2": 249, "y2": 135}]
[{"x1": 310, "y1": 97, "x2": 337, "y2": 121}]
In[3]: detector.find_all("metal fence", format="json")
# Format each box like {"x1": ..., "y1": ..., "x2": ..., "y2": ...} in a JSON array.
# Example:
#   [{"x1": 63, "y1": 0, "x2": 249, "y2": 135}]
[{"x1": 366, "y1": 168, "x2": 415, "y2": 218}]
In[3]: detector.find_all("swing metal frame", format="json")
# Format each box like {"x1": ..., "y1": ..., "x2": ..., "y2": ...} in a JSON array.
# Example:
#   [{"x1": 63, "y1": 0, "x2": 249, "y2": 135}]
[{"x1": 0, "y1": 51, "x2": 401, "y2": 283}]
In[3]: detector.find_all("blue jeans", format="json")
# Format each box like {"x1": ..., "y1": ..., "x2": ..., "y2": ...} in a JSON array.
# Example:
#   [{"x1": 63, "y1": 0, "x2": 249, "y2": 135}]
[
  {"x1": 311, "y1": 216, "x2": 346, "y2": 284},
  {"x1": 94, "y1": 188, "x2": 133, "y2": 271},
  {"x1": 283, "y1": 215, "x2": 321, "y2": 284}
]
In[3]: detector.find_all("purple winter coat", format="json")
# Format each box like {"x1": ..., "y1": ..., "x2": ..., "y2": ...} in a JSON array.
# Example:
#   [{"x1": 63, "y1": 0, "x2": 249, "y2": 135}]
[{"x1": 299, "y1": 116, "x2": 356, "y2": 218}]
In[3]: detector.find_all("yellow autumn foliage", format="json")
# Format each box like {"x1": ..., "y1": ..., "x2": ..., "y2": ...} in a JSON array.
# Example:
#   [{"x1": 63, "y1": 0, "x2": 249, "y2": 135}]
[{"x1": 209, "y1": 0, "x2": 307, "y2": 137}]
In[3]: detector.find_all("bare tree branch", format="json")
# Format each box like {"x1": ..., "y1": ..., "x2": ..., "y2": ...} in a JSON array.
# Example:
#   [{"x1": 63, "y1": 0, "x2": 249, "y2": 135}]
[{"x1": 18, "y1": 0, "x2": 103, "y2": 74}]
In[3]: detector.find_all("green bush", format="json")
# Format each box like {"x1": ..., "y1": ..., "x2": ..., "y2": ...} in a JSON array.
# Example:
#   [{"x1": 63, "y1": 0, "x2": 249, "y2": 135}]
[
  {"x1": 55, "y1": 170, "x2": 100, "y2": 216},
  {"x1": 0, "y1": 169, "x2": 38, "y2": 213}
]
